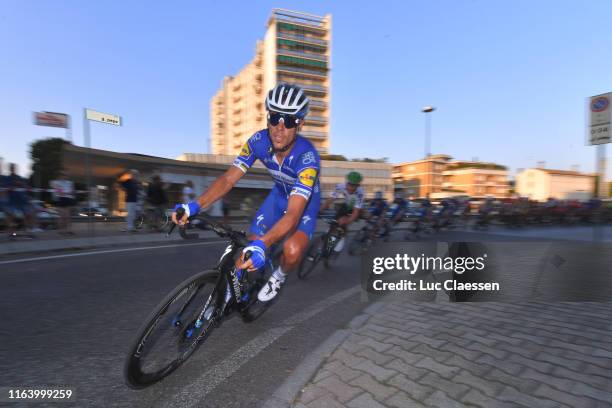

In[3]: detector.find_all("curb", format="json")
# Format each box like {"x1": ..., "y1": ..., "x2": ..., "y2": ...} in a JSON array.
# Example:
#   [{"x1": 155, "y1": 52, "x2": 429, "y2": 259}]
[{"x1": 262, "y1": 305, "x2": 377, "y2": 408}]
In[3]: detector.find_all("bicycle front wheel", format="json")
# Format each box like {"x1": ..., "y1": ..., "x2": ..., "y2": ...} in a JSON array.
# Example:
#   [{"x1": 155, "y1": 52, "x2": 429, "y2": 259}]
[{"x1": 124, "y1": 269, "x2": 221, "y2": 388}]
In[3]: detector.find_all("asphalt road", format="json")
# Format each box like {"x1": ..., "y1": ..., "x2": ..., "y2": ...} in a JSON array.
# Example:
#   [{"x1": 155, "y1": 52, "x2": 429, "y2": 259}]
[
  {"x1": 1, "y1": 227, "x2": 609, "y2": 407},
  {"x1": 0, "y1": 235, "x2": 368, "y2": 408}
]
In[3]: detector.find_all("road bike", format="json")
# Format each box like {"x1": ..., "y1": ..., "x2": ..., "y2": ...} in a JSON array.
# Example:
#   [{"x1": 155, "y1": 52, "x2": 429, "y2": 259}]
[
  {"x1": 124, "y1": 208, "x2": 278, "y2": 388},
  {"x1": 297, "y1": 218, "x2": 343, "y2": 279}
]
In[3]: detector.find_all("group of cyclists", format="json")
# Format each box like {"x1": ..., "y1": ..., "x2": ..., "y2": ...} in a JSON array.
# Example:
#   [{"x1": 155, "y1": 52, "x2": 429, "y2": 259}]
[{"x1": 171, "y1": 82, "x2": 612, "y2": 305}]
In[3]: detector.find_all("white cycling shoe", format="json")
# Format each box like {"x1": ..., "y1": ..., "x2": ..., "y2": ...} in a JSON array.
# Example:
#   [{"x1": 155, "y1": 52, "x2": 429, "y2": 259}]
[{"x1": 258, "y1": 275, "x2": 284, "y2": 302}]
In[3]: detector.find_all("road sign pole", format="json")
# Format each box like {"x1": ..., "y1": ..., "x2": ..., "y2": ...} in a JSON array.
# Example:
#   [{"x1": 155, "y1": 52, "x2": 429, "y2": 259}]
[{"x1": 83, "y1": 108, "x2": 94, "y2": 237}]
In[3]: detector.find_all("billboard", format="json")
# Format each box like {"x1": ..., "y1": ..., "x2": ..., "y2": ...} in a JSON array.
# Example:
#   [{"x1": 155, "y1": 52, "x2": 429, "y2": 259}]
[{"x1": 33, "y1": 111, "x2": 70, "y2": 128}]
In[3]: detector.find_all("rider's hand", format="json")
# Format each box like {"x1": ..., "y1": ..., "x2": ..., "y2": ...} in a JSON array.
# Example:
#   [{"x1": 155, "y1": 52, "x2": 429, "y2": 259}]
[
  {"x1": 171, "y1": 202, "x2": 200, "y2": 225},
  {"x1": 237, "y1": 239, "x2": 266, "y2": 272}
]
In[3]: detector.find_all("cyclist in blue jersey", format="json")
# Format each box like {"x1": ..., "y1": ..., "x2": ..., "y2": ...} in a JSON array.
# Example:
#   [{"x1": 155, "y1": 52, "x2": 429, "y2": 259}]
[
  {"x1": 172, "y1": 83, "x2": 320, "y2": 302},
  {"x1": 381, "y1": 191, "x2": 408, "y2": 239},
  {"x1": 365, "y1": 191, "x2": 388, "y2": 240}
]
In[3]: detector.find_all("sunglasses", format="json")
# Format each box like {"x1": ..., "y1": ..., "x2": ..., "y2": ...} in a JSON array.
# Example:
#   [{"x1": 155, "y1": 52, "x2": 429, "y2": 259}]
[
  {"x1": 268, "y1": 112, "x2": 301, "y2": 129},
  {"x1": 347, "y1": 183, "x2": 359, "y2": 188}
]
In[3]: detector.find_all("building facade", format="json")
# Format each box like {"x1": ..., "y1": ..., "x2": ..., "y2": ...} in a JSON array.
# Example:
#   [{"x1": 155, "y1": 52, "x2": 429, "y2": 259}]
[
  {"x1": 178, "y1": 153, "x2": 393, "y2": 200},
  {"x1": 393, "y1": 155, "x2": 510, "y2": 198},
  {"x1": 442, "y1": 161, "x2": 509, "y2": 198},
  {"x1": 211, "y1": 9, "x2": 331, "y2": 155},
  {"x1": 392, "y1": 155, "x2": 452, "y2": 198},
  {"x1": 516, "y1": 168, "x2": 595, "y2": 201}
]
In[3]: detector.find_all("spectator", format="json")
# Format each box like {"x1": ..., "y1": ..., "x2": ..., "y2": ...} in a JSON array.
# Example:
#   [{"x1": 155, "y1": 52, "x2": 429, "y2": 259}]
[
  {"x1": 0, "y1": 161, "x2": 8, "y2": 221},
  {"x1": 50, "y1": 170, "x2": 75, "y2": 235},
  {"x1": 119, "y1": 169, "x2": 140, "y2": 232},
  {"x1": 6, "y1": 163, "x2": 40, "y2": 234},
  {"x1": 146, "y1": 175, "x2": 167, "y2": 231},
  {"x1": 182, "y1": 180, "x2": 196, "y2": 203}
]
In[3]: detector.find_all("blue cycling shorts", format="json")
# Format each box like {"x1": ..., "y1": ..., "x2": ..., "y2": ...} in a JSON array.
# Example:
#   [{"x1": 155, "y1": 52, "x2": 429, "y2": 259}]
[{"x1": 250, "y1": 187, "x2": 320, "y2": 240}]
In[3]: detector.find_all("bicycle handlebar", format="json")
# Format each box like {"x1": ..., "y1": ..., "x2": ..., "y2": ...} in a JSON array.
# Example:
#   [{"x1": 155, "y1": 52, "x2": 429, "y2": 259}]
[{"x1": 168, "y1": 207, "x2": 249, "y2": 247}]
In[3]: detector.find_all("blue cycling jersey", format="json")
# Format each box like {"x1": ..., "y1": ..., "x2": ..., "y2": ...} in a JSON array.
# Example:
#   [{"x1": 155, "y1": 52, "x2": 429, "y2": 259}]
[
  {"x1": 233, "y1": 129, "x2": 320, "y2": 201},
  {"x1": 233, "y1": 129, "x2": 321, "y2": 240},
  {"x1": 368, "y1": 199, "x2": 388, "y2": 217}
]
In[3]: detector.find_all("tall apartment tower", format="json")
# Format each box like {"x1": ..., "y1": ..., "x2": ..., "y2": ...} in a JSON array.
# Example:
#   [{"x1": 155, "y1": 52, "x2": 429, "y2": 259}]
[{"x1": 210, "y1": 9, "x2": 331, "y2": 155}]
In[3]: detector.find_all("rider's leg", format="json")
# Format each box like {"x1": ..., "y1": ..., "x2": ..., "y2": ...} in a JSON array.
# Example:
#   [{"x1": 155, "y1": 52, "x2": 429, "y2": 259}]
[{"x1": 258, "y1": 195, "x2": 319, "y2": 302}]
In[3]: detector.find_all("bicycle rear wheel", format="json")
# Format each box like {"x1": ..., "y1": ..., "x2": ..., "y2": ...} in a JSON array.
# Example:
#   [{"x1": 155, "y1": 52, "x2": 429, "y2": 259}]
[{"x1": 124, "y1": 269, "x2": 221, "y2": 388}]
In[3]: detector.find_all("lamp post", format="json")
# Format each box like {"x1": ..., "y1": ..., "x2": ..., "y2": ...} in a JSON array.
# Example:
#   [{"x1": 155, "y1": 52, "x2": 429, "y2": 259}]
[{"x1": 422, "y1": 106, "x2": 435, "y2": 197}]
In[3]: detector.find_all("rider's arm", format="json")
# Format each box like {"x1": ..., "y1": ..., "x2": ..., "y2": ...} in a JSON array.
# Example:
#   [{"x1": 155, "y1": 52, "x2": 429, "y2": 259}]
[
  {"x1": 320, "y1": 196, "x2": 334, "y2": 212},
  {"x1": 347, "y1": 207, "x2": 361, "y2": 224},
  {"x1": 195, "y1": 166, "x2": 244, "y2": 210}
]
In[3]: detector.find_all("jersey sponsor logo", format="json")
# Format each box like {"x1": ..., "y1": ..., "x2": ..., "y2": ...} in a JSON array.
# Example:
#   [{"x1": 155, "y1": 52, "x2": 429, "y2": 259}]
[
  {"x1": 232, "y1": 159, "x2": 249, "y2": 172},
  {"x1": 239, "y1": 142, "x2": 251, "y2": 158},
  {"x1": 301, "y1": 151, "x2": 316, "y2": 165},
  {"x1": 298, "y1": 168, "x2": 317, "y2": 188},
  {"x1": 302, "y1": 215, "x2": 311, "y2": 224},
  {"x1": 291, "y1": 186, "x2": 311, "y2": 199}
]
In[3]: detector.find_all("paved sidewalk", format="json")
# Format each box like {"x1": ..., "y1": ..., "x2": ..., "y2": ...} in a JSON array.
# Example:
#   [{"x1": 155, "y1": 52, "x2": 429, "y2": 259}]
[{"x1": 285, "y1": 300, "x2": 612, "y2": 408}]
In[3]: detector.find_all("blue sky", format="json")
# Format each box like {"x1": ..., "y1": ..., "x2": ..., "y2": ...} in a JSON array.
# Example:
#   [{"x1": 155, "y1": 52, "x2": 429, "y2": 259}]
[{"x1": 2, "y1": 0, "x2": 612, "y2": 178}]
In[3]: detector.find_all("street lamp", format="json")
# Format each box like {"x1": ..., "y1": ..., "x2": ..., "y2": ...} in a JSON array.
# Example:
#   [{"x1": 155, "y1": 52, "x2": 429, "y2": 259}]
[
  {"x1": 422, "y1": 106, "x2": 435, "y2": 158},
  {"x1": 422, "y1": 106, "x2": 435, "y2": 198}
]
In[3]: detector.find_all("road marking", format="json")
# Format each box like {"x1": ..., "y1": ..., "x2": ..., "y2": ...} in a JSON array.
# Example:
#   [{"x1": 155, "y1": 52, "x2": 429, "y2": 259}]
[
  {"x1": 0, "y1": 241, "x2": 226, "y2": 266},
  {"x1": 162, "y1": 326, "x2": 294, "y2": 408},
  {"x1": 165, "y1": 284, "x2": 361, "y2": 407}
]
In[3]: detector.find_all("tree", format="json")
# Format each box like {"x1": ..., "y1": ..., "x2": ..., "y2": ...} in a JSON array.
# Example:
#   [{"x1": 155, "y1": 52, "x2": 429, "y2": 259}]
[{"x1": 29, "y1": 138, "x2": 69, "y2": 201}]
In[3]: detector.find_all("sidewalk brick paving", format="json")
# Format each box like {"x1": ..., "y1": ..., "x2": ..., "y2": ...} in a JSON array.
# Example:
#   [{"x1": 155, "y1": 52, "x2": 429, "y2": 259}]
[{"x1": 293, "y1": 301, "x2": 612, "y2": 407}]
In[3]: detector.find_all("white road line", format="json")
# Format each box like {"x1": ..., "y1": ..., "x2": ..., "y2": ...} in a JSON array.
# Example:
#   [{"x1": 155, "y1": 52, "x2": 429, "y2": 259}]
[
  {"x1": 161, "y1": 326, "x2": 294, "y2": 408},
  {"x1": 165, "y1": 284, "x2": 361, "y2": 408},
  {"x1": 0, "y1": 241, "x2": 226, "y2": 266}
]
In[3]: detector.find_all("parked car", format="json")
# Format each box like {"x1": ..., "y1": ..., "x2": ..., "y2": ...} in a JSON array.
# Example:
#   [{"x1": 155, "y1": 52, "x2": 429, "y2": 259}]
[{"x1": 75, "y1": 207, "x2": 109, "y2": 220}]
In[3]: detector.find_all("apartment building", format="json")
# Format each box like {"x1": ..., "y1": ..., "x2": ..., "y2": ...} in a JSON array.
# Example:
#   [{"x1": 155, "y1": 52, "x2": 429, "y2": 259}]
[
  {"x1": 392, "y1": 155, "x2": 451, "y2": 198},
  {"x1": 516, "y1": 168, "x2": 595, "y2": 201},
  {"x1": 393, "y1": 155, "x2": 510, "y2": 198},
  {"x1": 442, "y1": 161, "x2": 509, "y2": 198},
  {"x1": 211, "y1": 9, "x2": 331, "y2": 155}
]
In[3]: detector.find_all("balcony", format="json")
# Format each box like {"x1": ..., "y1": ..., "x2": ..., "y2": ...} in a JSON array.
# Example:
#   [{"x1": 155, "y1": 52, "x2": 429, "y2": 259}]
[
  {"x1": 277, "y1": 33, "x2": 327, "y2": 47},
  {"x1": 277, "y1": 49, "x2": 327, "y2": 62},
  {"x1": 277, "y1": 65, "x2": 327, "y2": 78},
  {"x1": 277, "y1": 55, "x2": 327, "y2": 71},
  {"x1": 300, "y1": 130, "x2": 327, "y2": 140},
  {"x1": 305, "y1": 115, "x2": 327, "y2": 124}
]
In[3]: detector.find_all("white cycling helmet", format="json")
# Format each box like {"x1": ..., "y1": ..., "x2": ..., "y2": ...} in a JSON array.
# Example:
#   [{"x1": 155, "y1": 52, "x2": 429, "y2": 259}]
[{"x1": 265, "y1": 83, "x2": 309, "y2": 118}]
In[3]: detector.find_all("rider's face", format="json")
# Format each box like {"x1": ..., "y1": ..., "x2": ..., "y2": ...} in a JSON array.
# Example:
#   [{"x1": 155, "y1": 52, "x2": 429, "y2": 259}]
[
  {"x1": 268, "y1": 118, "x2": 300, "y2": 151},
  {"x1": 346, "y1": 183, "x2": 358, "y2": 194}
]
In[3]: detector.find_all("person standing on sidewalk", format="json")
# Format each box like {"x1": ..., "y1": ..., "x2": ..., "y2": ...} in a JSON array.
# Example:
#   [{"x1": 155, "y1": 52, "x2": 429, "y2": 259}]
[
  {"x1": 146, "y1": 175, "x2": 167, "y2": 231},
  {"x1": 50, "y1": 170, "x2": 75, "y2": 235},
  {"x1": 119, "y1": 169, "x2": 140, "y2": 232},
  {"x1": 0, "y1": 161, "x2": 8, "y2": 223},
  {"x1": 6, "y1": 163, "x2": 40, "y2": 235}
]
